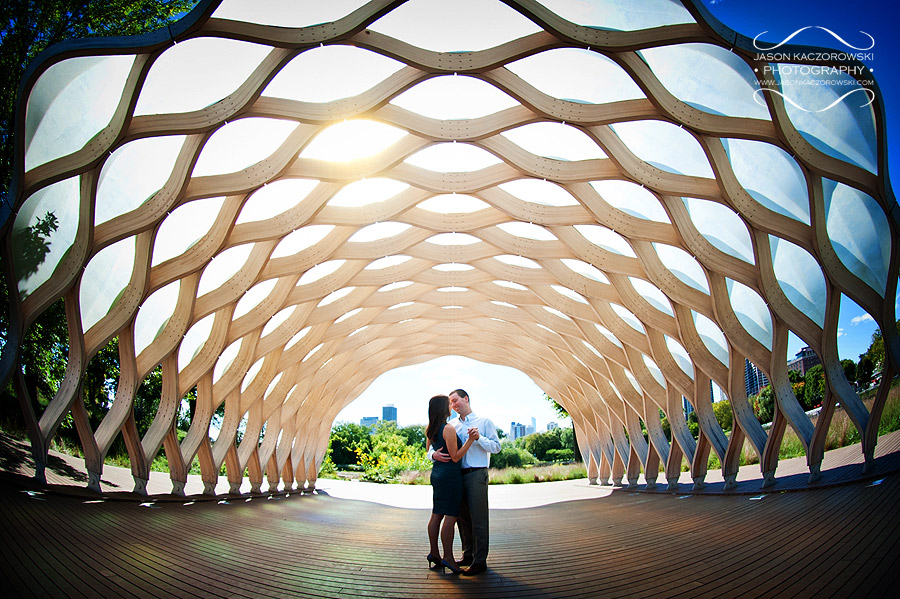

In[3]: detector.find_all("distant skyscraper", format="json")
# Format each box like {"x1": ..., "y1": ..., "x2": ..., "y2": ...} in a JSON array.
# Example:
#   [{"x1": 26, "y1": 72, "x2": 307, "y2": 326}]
[
  {"x1": 383, "y1": 404, "x2": 397, "y2": 423},
  {"x1": 547, "y1": 422, "x2": 559, "y2": 431},
  {"x1": 360, "y1": 416, "x2": 378, "y2": 427},
  {"x1": 744, "y1": 359, "x2": 770, "y2": 397},
  {"x1": 510, "y1": 422, "x2": 526, "y2": 440}
]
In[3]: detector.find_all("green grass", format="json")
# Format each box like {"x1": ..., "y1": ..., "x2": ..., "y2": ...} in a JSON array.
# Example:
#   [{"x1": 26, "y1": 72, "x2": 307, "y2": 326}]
[{"x1": 391, "y1": 462, "x2": 587, "y2": 485}]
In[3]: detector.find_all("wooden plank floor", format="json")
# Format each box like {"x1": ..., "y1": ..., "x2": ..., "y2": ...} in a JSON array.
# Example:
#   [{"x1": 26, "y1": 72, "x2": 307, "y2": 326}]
[{"x1": 1, "y1": 467, "x2": 899, "y2": 598}]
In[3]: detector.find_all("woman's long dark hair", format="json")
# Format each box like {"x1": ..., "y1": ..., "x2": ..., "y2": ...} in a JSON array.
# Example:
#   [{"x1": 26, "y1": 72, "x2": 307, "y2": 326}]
[{"x1": 425, "y1": 395, "x2": 450, "y2": 447}]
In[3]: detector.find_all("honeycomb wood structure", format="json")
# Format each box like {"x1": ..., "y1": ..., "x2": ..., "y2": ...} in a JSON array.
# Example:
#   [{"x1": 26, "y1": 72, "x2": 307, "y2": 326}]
[{"x1": 1, "y1": 0, "x2": 898, "y2": 497}]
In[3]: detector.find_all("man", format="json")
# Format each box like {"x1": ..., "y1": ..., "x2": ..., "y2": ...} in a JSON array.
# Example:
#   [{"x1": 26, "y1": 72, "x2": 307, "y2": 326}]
[{"x1": 432, "y1": 388, "x2": 501, "y2": 576}]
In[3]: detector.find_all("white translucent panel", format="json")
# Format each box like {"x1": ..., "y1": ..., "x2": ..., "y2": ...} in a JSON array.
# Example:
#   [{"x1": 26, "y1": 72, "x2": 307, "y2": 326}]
[
  {"x1": 492, "y1": 300, "x2": 517, "y2": 308},
  {"x1": 438, "y1": 287, "x2": 468, "y2": 293},
  {"x1": 193, "y1": 118, "x2": 298, "y2": 176},
  {"x1": 404, "y1": 143, "x2": 502, "y2": 172},
  {"x1": 574, "y1": 225, "x2": 636, "y2": 257},
  {"x1": 335, "y1": 307, "x2": 362, "y2": 324},
  {"x1": 624, "y1": 370, "x2": 641, "y2": 393},
  {"x1": 318, "y1": 286, "x2": 355, "y2": 307},
  {"x1": 665, "y1": 335, "x2": 694, "y2": 378},
  {"x1": 774, "y1": 65, "x2": 877, "y2": 173},
  {"x1": 379, "y1": 281, "x2": 414, "y2": 292},
  {"x1": 536, "y1": 323, "x2": 557, "y2": 334},
  {"x1": 296, "y1": 260, "x2": 345, "y2": 286},
  {"x1": 493, "y1": 280, "x2": 528, "y2": 291},
  {"x1": 426, "y1": 232, "x2": 481, "y2": 245},
  {"x1": 79, "y1": 237, "x2": 135, "y2": 332},
  {"x1": 726, "y1": 279, "x2": 773, "y2": 351},
  {"x1": 365, "y1": 255, "x2": 412, "y2": 270},
  {"x1": 639, "y1": 43, "x2": 768, "y2": 119},
  {"x1": 388, "y1": 301, "x2": 415, "y2": 310},
  {"x1": 12, "y1": 176, "x2": 80, "y2": 298},
  {"x1": 348, "y1": 222, "x2": 411, "y2": 242},
  {"x1": 823, "y1": 179, "x2": 890, "y2": 295},
  {"x1": 213, "y1": 339, "x2": 242, "y2": 384},
  {"x1": 682, "y1": 197, "x2": 754, "y2": 263},
  {"x1": 544, "y1": 306, "x2": 571, "y2": 320},
  {"x1": 236, "y1": 179, "x2": 319, "y2": 225},
  {"x1": 693, "y1": 311, "x2": 729, "y2": 366},
  {"x1": 95, "y1": 135, "x2": 186, "y2": 225},
  {"x1": 418, "y1": 194, "x2": 490, "y2": 213},
  {"x1": 151, "y1": 197, "x2": 225, "y2": 266},
  {"x1": 595, "y1": 323, "x2": 623, "y2": 347},
  {"x1": 349, "y1": 325, "x2": 369, "y2": 337},
  {"x1": 263, "y1": 45, "x2": 404, "y2": 102},
  {"x1": 271, "y1": 225, "x2": 335, "y2": 259},
  {"x1": 499, "y1": 179, "x2": 580, "y2": 206},
  {"x1": 495, "y1": 255, "x2": 541, "y2": 269},
  {"x1": 611, "y1": 304, "x2": 645, "y2": 333},
  {"x1": 285, "y1": 326, "x2": 311, "y2": 351},
  {"x1": 391, "y1": 75, "x2": 519, "y2": 119},
  {"x1": 643, "y1": 354, "x2": 666, "y2": 388},
  {"x1": 302, "y1": 343, "x2": 324, "y2": 363},
  {"x1": 497, "y1": 222, "x2": 558, "y2": 241},
  {"x1": 213, "y1": 0, "x2": 368, "y2": 26},
  {"x1": 589, "y1": 180, "x2": 669, "y2": 223},
  {"x1": 769, "y1": 236, "x2": 826, "y2": 327},
  {"x1": 433, "y1": 263, "x2": 475, "y2": 271},
  {"x1": 133, "y1": 281, "x2": 180, "y2": 355},
  {"x1": 197, "y1": 244, "x2": 255, "y2": 297},
  {"x1": 300, "y1": 120, "x2": 407, "y2": 162},
  {"x1": 135, "y1": 38, "x2": 271, "y2": 116},
  {"x1": 443, "y1": 305, "x2": 464, "y2": 310},
  {"x1": 610, "y1": 120, "x2": 714, "y2": 178},
  {"x1": 537, "y1": 0, "x2": 693, "y2": 29},
  {"x1": 501, "y1": 122, "x2": 607, "y2": 161},
  {"x1": 506, "y1": 48, "x2": 645, "y2": 104},
  {"x1": 551, "y1": 284, "x2": 588, "y2": 304},
  {"x1": 262, "y1": 305, "x2": 297, "y2": 338},
  {"x1": 328, "y1": 178, "x2": 409, "y2": 207},
  {"x1": 653, "y1": 243, "x2": 710, "y2": 294},
  {"x1": 582, "y1": 339, "x2": 603, "y2": 359},
  {"x1": 722, "y1": 138, "x2": 809, "y2": 224},
  {"x1": 233, "y1": 279, "x2": 278, "y2": 320},
  {"x1": 629, "y1": 277, "x2": 674, "y2": 317},
  {"x1": 369, "y1": 0, "x2": 540, "y2": 52},
  {"x1": 561, "y1": 258, "x2": 610, "y2": 284},
  {"x1": 264, "y1": 372, "x2": 283, "y2": 400},
  {"x1": 241, "y1": 358, "x2": 265, "y2": 392},
  {"x1": 25, "y1": 55, "x2": 134, "y2": 170},
  {"x1": 178, "y1": 314, "x2": 215, "y2": 372}
]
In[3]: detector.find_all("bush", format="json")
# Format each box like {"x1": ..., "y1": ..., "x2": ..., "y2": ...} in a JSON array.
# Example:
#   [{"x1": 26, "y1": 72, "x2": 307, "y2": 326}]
[
  {"x1": 356, "y1": 429, "x2": 431, "y2": 483},
  {"x1": 544, "y1": 448, "x2": 574, "y2": 462},
  {"x1": 490, "y1": 443, "x2": 536, "y2": 469}
]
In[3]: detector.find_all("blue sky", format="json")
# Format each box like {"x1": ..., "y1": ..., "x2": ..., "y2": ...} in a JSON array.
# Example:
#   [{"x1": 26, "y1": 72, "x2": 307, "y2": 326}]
[{"x1": 337, "y1": 0, "x2": 899, "y2": 430}]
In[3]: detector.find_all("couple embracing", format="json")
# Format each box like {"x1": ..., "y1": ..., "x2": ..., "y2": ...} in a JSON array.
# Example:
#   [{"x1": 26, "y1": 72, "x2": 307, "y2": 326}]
[{"x1": 425, "y1": 389, "x2": 501, "y2": 576}]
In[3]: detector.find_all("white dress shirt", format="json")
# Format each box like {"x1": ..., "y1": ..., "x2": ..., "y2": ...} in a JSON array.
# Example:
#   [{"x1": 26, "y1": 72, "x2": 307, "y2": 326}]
[{"x1": 449, "y1": 411, "x2": 501, "y2": 468}]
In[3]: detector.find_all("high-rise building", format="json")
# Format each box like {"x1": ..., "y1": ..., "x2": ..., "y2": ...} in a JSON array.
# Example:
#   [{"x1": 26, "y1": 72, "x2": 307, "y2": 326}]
[
  {"x1": 360, "y1": 416, "x2": 378, "y2": 428},
  {"x1": 382, "y1": 404, "x2": 397, "y2": 423},
  {"x1": 509, "y1": 421, "x2": 526, "y2": 441},
  {"x1": 787, "y1": 347, "x2": 821, "y2": 376},
  {"x1": 744, "y1": 359, "x2": 770, "y2": 397},
  {"x1": 547, "y1": 422, "x2": 559, "y2": 431}
]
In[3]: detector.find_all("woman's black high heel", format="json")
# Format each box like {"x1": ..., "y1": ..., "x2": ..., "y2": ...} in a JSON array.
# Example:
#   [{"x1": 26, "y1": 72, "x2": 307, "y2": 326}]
[
  {"x1": 441, "y1": 559, "x2": 462, "y2": 574},
  {"x1": 426, "y1": 553, "x2": 442, "y2": 569}
]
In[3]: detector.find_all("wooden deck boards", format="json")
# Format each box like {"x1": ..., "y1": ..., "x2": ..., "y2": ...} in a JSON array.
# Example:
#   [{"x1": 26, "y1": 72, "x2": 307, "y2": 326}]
[{"x1": 4, "y1": 470, "x2": 897, "y2": 598}]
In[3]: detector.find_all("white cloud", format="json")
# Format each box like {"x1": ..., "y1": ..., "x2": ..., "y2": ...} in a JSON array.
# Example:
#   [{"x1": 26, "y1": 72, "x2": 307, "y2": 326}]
[
  {"x1": 851, "y1": 313, "x2": 875, "y2": 325},
  {"x1": 837, "y1": 327, "x2": 845, "y2": 337}
]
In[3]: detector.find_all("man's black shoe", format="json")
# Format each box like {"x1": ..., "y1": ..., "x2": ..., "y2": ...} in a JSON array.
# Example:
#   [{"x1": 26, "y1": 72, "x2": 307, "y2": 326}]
[
  {"x1": 457, "y1": 555, "x2": 474, "y2": 568},
  {"x1": 461, "y1": 562, "x2": 487, "y2": 576}
]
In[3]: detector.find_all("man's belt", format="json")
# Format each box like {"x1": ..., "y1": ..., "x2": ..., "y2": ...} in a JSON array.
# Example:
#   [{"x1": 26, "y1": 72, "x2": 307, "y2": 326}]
[{"x1": 461, "y1": 467, "x2": 487, "y2": 475}]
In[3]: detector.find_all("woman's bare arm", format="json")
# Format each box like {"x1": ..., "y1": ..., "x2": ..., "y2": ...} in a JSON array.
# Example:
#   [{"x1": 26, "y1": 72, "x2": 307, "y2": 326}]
[{"x1": 443, "y1": 424, "x2": 474, "y2": 463}]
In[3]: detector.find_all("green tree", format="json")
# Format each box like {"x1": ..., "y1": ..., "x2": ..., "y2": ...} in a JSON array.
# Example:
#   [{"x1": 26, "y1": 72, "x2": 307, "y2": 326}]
[
  {"x1": 329, "y1": 422, "x2": 372, "y2": 467},
  {"x1": 856, "y1": 355, "x2": 875, "y2": 390},
  {"x1": 803, "y1": 364, "x2": 825, "y2": 411},
  {"x1": 490, "y1": 442, "x2": 536, "y2": 469},
  {"x1": 712, "y1": 399, "x2": 733, "y2": 432},
  {"x1": 397, "y1": 424, "x2": 425, "y2": 449},
  {"x1": 752, "y1": 385, "x2": 775, "y2": 425},
  {"x1": 522, "y1": 429, "x2": 563, "y2": 461}
]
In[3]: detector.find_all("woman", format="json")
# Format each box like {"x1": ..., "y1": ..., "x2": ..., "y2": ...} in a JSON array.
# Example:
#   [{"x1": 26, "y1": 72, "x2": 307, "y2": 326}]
[{"x1": 425, "y1": 394, "x2": 474, "y2": 574}]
